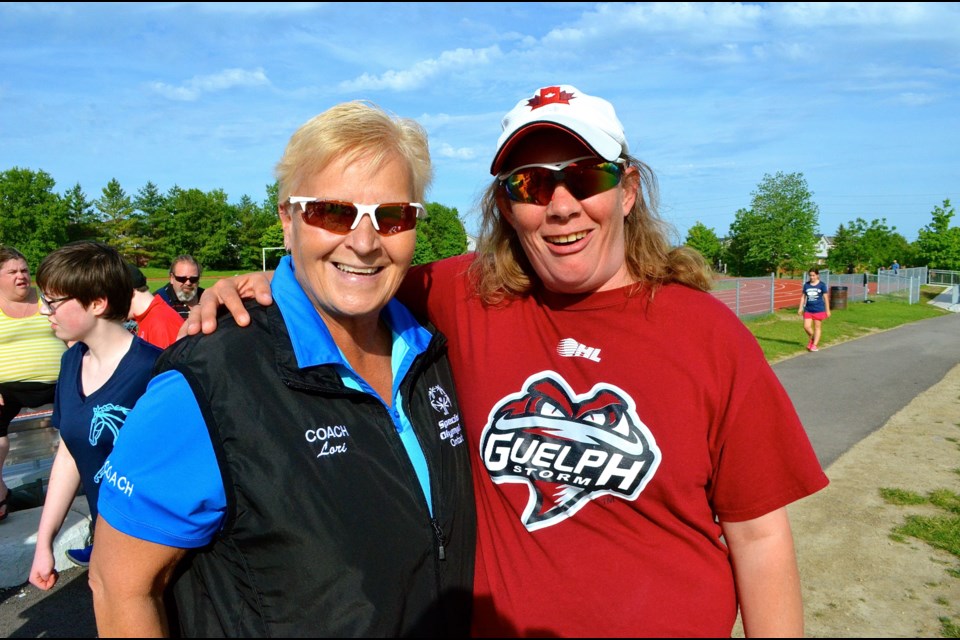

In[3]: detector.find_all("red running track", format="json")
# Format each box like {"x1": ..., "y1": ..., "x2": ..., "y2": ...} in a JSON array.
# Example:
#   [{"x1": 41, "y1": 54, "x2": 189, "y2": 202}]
[{"x1": 711, "y1": 278, "x2": 804, "y2": 316}]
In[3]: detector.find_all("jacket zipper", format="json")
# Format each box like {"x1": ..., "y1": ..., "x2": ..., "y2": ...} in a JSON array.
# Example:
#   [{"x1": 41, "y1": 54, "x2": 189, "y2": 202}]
[{"x1": 430, "y1": 518, "x2": 447, "y2": 560}]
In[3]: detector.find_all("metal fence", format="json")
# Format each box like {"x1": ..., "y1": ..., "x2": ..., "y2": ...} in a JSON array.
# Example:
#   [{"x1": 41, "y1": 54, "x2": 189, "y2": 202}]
[
  {"x1": 928, "y1": 269, "x2": 960, "y2": 306},
  {"x1": 874, "y1": 266, "x2": 927, "y2": 304},
  {"x1": 929, "y1": 269, "x2": 960, "y2": 286},
  {"x1": 711, "y1": 273, "x2": 778, "y2": 317},
  {"x1": 711, "y1": 265, "x2": 940, "y2": 318}
]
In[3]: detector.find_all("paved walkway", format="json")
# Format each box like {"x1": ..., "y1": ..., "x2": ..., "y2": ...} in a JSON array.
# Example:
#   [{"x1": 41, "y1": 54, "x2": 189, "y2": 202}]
[
  {"x1": 772, "y1": 311, "x2": 960, "y2": 468},
  {"x1": 1, "y1": 309, "x2": 958, "y2": 637}
]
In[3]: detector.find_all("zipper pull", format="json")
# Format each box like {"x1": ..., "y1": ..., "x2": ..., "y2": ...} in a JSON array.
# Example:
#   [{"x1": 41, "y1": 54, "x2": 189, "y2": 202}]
[{"x1": 430, "y1": 518, "x2": 447, "y2": 560}]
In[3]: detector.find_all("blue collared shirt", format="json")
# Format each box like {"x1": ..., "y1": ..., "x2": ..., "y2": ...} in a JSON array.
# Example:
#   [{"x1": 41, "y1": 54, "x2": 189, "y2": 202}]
[{"x1": 98, "y1": 256, "x2": 434, "y2": 547}]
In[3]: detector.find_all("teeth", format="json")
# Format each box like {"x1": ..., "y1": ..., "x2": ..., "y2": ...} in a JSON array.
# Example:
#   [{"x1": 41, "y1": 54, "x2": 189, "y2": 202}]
[
  {"x1": 337, "y1": 264, "x2": 379, "y2": 275},
  {"x1": 547, "y1": 231, "x2": 587, "y2": 245}
]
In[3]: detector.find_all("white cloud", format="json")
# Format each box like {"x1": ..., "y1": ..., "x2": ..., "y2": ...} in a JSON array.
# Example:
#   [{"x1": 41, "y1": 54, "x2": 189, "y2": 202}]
[
  {"x1": 773, "y1": 2, "x2": 937, "y2": 28},
  {"x1": 896, "y1": 92, "x2": 935, "y2": 107},
  {"x1": 147, "y1": 67, "x2": 270, "y2": 102},
  {"x1": 434, "y1": 143, "x2": 478, "y2": 161},
  {"x1": 338, "y1": 46, "x2": 503, "y2": 92}
]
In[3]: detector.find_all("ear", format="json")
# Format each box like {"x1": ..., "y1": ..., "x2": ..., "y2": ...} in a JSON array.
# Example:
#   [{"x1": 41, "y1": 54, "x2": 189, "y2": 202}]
[
  {"x1": 88, "y1": 296, "x2": 110, "y2": 318},
  {"x1": 621, "y1": 166, "x2": 640, "y2": 218},
  {"x1": 279, "y1": 202, "x2": 295, "y2": 251},
  {"x1": 494, "y1": 187, "x2": 517, "y2": 228}
]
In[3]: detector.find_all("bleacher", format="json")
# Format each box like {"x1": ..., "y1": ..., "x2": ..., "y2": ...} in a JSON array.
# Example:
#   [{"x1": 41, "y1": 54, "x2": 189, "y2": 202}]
[{"x1": 4, "y1": 404, "x2": 57, "y2": 505}]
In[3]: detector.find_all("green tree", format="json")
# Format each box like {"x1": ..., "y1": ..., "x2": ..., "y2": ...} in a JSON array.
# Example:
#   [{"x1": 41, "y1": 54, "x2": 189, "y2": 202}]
[
  {"x1": 262, "y1": 181, "x2": 279, "y2": 219},
  {"x1": 824, "y1": 223, "x2": 857, "y2": 273},
  {"x1": 95, "y1": 178, "x2": 147, "y2": 261},
  {"x1": 684, "y1": 222, "x2": 722, "y2": 268},
  {"x1": 412, "y1": 203, "x2": 468, "y2": 265},
  {"x1": 726, "y1": 172, "x2": 819, "y2": 277},
  {"x1": 134, "y1": 182, "x2": 165, "y2": 219},
  {"x1": 915, "y1": 199, "x2": 960, "y2": 270},
  {"x1": 724, "y1": 208, "x2": 766, "y2": 276},
  {"x1": 0, "y1": 167, "x2": 70, "y2": 268},
  {"x1": 202, "y1": 208, "x2": 243, "y2": 269},
  {"x1": 259, "y1": 224, "x2": 286, "y2": 271},
  {"x1": 62, "y1": 182, "x2": 101, "y2": 242},
  {"x1": 129, "y1": 182, "x2": 167, "y2": 265},
  {"x1": 827, "y1": 218, "x2": 911, "y2": 273},
  {"x1": 236, "y1": 193, "x2": 281, "y2": 270},
  {"x1": 159, "y1": 187, "x2": 240, "y2": 270},
  {"x1": 143, "y1": 185, "x2": 180, "y2": 268},
  {"x1": 859, "y1": 219, "x2": 911, "y2": 272}
]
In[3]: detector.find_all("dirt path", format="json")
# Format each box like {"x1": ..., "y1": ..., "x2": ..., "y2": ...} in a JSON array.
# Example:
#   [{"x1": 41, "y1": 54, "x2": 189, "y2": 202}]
[{"x1": 735, "y1": 362, "x2": 960, "y2": 638}]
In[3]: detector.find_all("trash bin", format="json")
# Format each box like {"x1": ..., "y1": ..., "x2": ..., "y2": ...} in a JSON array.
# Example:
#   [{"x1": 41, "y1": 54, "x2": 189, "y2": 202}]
[{"x1": 830, "y1": 285, "x2": 848, "y2": 310}]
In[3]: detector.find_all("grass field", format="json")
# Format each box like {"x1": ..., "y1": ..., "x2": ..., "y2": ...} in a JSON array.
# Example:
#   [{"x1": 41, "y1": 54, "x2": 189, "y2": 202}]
[
  {"x1": 139, "y1": 267, "x2": 253, "y2": 291},
  {"x1": 745, "y1": 285, "x2": 951, "y2": 363}
]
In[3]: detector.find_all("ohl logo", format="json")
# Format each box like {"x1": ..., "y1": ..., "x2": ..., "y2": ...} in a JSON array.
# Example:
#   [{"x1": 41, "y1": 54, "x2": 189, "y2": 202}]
[{"x1": 479, "y1": 372, "x2": 660, "y2": 531}]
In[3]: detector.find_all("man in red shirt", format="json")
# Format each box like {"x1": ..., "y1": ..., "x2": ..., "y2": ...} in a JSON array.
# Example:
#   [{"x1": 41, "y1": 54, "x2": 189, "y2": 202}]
[{"x1": 127, "y1": 264, "x2": 184, "y2": 349}]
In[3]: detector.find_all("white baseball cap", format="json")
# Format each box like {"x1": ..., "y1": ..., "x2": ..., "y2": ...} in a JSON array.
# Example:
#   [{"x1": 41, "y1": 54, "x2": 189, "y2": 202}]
[{"x1": 491, "y1": 85, "x2": 628, "y2": 175}]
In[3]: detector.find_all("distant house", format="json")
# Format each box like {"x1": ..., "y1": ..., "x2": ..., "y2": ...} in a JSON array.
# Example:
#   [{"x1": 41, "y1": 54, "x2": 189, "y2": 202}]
[
  {"x1": 466, "y1": 234, "x2": 477, "y2": 252},
  {"x1": 814, "y1": 235, "x2": 834, "y2": 265}
]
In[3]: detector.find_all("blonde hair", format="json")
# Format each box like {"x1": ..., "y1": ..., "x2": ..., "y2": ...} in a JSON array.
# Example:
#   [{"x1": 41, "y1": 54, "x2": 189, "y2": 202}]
[
  {"x1": 275, "y1": 101, "x2": 432, "y2": 205},
  {"x1": 469, "y1": 155, "x2": 712, "y2": 304}
]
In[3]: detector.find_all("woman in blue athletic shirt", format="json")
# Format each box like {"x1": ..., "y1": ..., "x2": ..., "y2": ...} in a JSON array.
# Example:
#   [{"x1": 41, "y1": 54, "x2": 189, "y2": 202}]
[
  {"x1": 28, "y1": 241, "x2": 161, "y2": 589},
  {"x1": 798, "y1": 267, "x2": 831, "y2": 352}
]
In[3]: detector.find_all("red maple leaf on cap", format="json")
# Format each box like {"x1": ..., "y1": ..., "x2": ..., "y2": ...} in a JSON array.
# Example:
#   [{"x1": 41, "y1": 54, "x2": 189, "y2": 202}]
[{"x1": 527, "y1": 86, "x2": 575, "y2": 110}]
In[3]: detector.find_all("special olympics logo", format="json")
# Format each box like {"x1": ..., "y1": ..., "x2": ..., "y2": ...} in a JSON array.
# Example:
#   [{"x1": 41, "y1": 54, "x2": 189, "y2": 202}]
[{"x1": 429, "y1": 385, "x2": 452, "y2": 415}]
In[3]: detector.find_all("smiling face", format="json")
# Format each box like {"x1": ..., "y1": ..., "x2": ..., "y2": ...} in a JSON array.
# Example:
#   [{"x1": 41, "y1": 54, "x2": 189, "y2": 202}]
[
  {"x1": 279, "y1": 153, "x2": 417, "y2": 334},
  {"x1": 0, "y1": 257, "x2": 32, "y2": 303},
  {"x1": 496, "y1": 129, "x2": 638, "y2": 295}
]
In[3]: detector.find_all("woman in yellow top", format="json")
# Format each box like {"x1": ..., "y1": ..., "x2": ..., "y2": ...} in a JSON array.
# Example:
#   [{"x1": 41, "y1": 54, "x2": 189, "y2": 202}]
[{"x1": 0, "y1": 246, "x2": 67, "y2": 520}]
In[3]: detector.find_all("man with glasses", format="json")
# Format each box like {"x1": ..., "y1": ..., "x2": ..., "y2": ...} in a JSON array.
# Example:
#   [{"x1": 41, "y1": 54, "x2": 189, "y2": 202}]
[{"x1": 154, "y1": 255, "x2": 204, "y2": 319}]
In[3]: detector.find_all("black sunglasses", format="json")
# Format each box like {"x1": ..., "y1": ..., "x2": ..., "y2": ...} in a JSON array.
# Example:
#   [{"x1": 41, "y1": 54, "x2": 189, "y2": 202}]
[{"x1": 172, "y1": 275, "x2": 200, "y2": 284}]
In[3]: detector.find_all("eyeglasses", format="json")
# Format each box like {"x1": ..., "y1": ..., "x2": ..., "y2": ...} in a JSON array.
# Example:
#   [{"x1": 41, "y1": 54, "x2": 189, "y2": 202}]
[
  {"x1": 287, "y1": 198, "x2": 426, "y2": 236},
  {"x1": 498, "y1": 156, "x2": 626, "y2": 206},
  {"x1": 39, "y1": 292, "x2": 73, "y2": 313},
  {"x1": 172, "y1": 275, "x2": 200, "y2": 284}
]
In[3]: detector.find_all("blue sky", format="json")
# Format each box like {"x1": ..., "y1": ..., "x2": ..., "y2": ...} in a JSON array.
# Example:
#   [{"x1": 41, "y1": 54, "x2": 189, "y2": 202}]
[{"x1": 2, "y1": 2, "x2": 958, "y2": 243}]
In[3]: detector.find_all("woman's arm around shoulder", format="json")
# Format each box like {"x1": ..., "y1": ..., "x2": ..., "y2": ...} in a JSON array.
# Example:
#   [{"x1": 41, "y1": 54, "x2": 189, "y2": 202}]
[
  {"x1": 89, "y1": 515, "x2": 187, "y2": 637},
  {"x1": 180, "y1": 271, "x2": 275, "y2": 337}
]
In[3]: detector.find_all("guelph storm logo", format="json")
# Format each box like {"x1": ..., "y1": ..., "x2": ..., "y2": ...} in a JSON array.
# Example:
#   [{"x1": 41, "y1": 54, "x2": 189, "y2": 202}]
[{"x1": 480, "y1": 372, "x2": 660, "y2": 531}]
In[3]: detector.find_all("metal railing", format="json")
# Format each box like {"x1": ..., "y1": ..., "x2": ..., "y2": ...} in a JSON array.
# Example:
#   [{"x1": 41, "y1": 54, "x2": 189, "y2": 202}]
[
  {"x1": 712, "y1": 265, "x2": 937, "y2": 317},
  {"x1": 875, "y1": 267, "x2": 926, "y2": 304},
  {"x1": 929, "y1": 269, "x2": 960, "y2": 286},
  {"x1": 710, "y1": 273, "x2": 790, "y2": 317},
  {"x1": 928, "y1": 269, "x2": 960, "y2": 305}
]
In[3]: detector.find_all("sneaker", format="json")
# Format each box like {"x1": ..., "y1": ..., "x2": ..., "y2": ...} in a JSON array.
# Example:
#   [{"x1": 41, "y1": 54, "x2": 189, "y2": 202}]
[
  {"x1": 66, "y1": 544, "x2": 93, "y2": 567},
  {"x1": 809, "y1": 345, "x2": 819, "y2": 352},
  {"x1": 806, "y1": 341, "x2": 814, "y2": 351}
]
